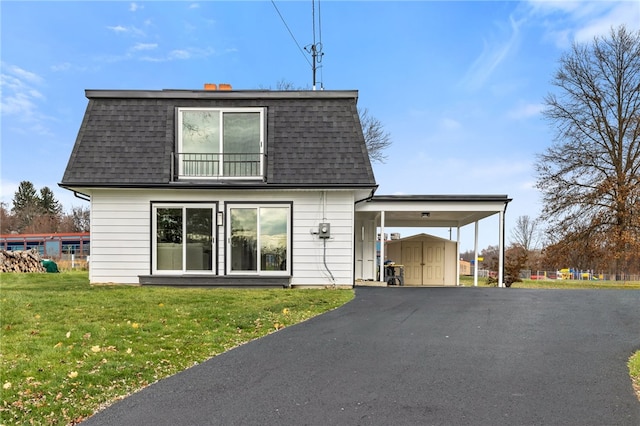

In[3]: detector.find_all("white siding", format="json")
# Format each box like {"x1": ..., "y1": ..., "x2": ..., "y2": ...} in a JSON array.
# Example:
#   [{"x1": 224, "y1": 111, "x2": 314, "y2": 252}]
[{"x1": 86, "y1": 188, "x2": 356, "y2": 286}]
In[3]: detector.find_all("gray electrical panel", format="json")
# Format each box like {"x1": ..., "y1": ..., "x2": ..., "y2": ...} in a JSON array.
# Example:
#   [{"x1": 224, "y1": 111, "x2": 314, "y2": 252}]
[{"x1": 318, "y1": 223, "x2": 331, "y2": 238}]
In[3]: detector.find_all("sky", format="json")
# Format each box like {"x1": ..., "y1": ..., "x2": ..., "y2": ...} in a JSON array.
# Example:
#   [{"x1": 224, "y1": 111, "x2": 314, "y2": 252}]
[{"x1": 1, "y1": 0, "x2": 639, "y2": 251}]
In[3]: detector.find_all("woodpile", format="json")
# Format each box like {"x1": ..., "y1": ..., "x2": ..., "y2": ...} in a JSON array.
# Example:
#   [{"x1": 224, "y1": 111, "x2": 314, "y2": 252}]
[{"x1": 0, "y1": 249, "x2": 46, "y2": 273}]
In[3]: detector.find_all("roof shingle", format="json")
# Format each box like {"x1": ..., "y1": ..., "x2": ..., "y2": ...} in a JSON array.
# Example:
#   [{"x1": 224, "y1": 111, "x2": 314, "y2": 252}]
[{"x1": 61, "y1": 90, "x2": 376, "y2": 188}]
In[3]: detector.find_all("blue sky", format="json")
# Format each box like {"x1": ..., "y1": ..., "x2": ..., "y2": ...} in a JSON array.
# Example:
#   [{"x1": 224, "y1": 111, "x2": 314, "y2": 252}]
[{"x1": 1, "y1": 1, "x2": 639, "y2": 250}]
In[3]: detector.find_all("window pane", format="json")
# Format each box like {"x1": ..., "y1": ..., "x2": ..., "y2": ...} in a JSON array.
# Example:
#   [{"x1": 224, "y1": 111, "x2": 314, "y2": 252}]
[
  {"x1": 260, "y1": 207, "x2": 288, "y2": 271},
  {"x1": 186, "y1": 208, "x2": 213, "y2": 271},
  {"x1": 223, "y1": 112, "x2": 260, "y2": 176},
  {"x1": 182, "y1": 110, "x2": 220, "y2": 153},
  {"x1": 157, "y1": 208, "x2": 183, "y2": 270},
  {"x1": 182, "y1": 110, "x2": 220, "y2": 176},
  {"x1": 230, "y1": 208, "x2": 257, "y2": 271}
]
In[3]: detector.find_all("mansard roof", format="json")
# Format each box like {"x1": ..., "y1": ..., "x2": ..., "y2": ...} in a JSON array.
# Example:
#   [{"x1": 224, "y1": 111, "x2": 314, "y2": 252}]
[{"x1": 61, "y1": 89, "x2": 376, "y2": 189}]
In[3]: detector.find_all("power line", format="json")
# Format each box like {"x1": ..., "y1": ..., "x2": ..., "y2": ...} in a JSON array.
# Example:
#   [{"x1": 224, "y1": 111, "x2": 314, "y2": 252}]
[{"x1": 270, "y1": 0, "x2": 312, "y2": 69}]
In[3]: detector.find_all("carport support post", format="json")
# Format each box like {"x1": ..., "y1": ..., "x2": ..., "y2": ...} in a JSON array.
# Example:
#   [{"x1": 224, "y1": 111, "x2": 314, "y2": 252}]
[
  {"x1": 474, "y1": 220, "x2": 479, "y2": 287},
  {"x1": 498, "y1": 209, "x2": 505, "y2": 288},
  {"x1": 456, "y1": 226, "x2": 461, "y2": 286},
  {"x1": 379, "y1": 210, "x2": 385, "y2": 284}
]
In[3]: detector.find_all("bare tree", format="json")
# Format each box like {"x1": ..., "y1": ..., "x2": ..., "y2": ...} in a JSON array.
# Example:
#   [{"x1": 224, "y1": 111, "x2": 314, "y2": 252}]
[
  {"x1": 358, "y1": 107, "x2": 392, "y2": 164},
  {"x1": 535, "y1": 25, "x2": 640, "y2": 276},
  {"x1": 510, "y1": 215, "x2": 540, "y2": 251}
]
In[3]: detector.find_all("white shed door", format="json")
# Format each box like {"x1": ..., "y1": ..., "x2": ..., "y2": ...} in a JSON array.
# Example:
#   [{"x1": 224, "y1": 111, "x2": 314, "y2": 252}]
[
  {"x1": 423, "y1": 242, "x2": 445, "y2": 285},
  {"x1": 401, "y1": 241, "x2": 423, "y2": 285},
  {"x1": 401, "y1": 241, "x2": 445, "y2": 285}
]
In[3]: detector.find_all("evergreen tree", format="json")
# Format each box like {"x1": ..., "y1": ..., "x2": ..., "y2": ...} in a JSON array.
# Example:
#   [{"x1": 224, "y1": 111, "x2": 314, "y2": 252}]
[
  {"x1": 11, "y1": 181, "x2": 40, "y2": 232},
  {"x1": 39, "y1": 187, "x2": 62, "y2": 216}
]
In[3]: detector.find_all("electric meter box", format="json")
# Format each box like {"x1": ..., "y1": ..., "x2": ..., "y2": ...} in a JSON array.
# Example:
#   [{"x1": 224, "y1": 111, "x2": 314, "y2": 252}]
[{"x1": 318, "y1": 223, "x2": 331, "y2": 238}]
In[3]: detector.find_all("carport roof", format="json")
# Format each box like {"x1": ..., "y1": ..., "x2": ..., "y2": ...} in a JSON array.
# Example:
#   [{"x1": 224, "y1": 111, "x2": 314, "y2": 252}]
[{"x1": 355, "y1": 194, "x2": 512, "y2": 228}]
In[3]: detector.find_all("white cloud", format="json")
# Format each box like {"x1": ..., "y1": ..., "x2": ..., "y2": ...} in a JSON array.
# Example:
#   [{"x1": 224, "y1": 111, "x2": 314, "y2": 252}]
[
  {"x1": 106, "y1": 25, "x2": 145, "y2": 37},
  {"x1": 132, "y1": 43, "x2": 158, "y2": 51},
  {"x1": 0, "y1": 65, "x2": 44, "y2": 117},
  {"x1": 526, "y1": 1, "x2": 640, "y2": 48},
  {"x1": 440, "y1": 118, "x2": 461, "y2": 130},
  {"x1": 0, "y1": 91, "x2": 37, "y2": 116},
  {"x1": 460, "y1": 14, "x2": 524, "y2": 91},
  {"x1": 3, "y1": 64, "x2": 43, "y2": 85},
  {"x1": 129, "y1": 2, "x2": 142, "y2": 12},
  {"x1": 0, "y1": 179, "x2": 19, "y2": 207},
  {"x1": 107, "y1": 25, "x2": 128, "y2": 33},
  {"x1": 140, "y1": 46, "x2": 215, "y2": 62},
  {"x1": 169, "y1": 49, "x2": 191, "y2": 60},
  {"x1": 507, "y1": 102, "x2": 544, "y2": 120},
  {"x1": 50, "y1": 62, "x2": 71, "y2": 72},
  {"x1": 189, "y1": 3, "x2": 200, "y2": 9}
]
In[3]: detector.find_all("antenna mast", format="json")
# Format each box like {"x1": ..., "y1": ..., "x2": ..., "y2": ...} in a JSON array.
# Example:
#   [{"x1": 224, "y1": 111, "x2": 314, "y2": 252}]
[{"x1": 305, "y1": 0, "x2": 324, "y2": 90}]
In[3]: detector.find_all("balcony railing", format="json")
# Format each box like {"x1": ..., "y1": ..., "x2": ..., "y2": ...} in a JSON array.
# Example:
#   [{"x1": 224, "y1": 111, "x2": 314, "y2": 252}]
[{"x1": 174, "y1": 153, "x2": 264, "y2": 179}]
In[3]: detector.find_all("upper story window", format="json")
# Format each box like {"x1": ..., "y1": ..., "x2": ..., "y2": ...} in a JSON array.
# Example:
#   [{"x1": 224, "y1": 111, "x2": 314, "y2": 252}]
[{"x1": 177, "y1": 108, "x2": 265, "y2": 179}]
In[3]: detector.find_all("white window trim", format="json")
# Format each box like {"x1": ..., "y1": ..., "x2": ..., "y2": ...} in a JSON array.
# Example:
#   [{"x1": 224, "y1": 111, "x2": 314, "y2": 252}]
[
  {"x1": 177, "y1": 107, "x2": 265, "y2": 180},
  {"x1": 226, "y1": 204, "x2": 291, "y2": 276},
  {"x1": 152, "y1": 203, "x2": 217, "y2": 275}
]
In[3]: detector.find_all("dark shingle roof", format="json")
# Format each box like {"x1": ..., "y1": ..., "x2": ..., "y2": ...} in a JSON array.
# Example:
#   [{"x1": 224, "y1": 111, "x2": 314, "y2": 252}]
[{"x1": 61, "y1": 90, "x2": 376, "y2": 188}]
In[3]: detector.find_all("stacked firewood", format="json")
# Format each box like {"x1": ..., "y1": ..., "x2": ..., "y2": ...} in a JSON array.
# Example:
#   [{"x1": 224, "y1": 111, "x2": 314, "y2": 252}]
[{"x1": 0, "y1": 249, "x2": 46, "y2": 273}]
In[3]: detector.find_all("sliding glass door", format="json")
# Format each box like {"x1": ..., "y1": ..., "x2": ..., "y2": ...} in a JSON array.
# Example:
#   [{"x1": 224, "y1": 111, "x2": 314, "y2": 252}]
[
  {"x1": 228, "y1": 205, "x2": 290, "y2": 274},
  {"x1": 154, "y1": 204, "x2": 215, "y2": 273}
]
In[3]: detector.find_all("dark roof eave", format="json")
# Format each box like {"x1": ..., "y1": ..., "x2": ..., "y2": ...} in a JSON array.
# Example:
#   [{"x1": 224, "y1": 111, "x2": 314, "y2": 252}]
[
  {"x1": 370, "y1": 194, "x2": 512, "y2": 203},
  {"x1": 59, "y1": 182, "x2": 378, "y2": 191},
  {"x1": 84, "y1": 89, "x2": 359, "y2": 101}
]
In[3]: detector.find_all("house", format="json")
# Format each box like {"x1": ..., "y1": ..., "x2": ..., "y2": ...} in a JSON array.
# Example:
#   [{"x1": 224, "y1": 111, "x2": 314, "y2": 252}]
[{"x1": 60, "y1": 87, "x2": 511, "y2": 287}]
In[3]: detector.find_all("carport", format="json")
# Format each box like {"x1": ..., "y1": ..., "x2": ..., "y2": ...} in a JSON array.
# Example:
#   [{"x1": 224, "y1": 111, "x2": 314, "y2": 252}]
[{"x1": 354, "y1": 194, "x2": 512, "y2": 287}]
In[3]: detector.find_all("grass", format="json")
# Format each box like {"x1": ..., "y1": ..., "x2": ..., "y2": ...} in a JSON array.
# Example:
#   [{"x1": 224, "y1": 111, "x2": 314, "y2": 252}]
[
  {"x1": 458, "y1": 275, "x2": 640, "y2": 289},
  {"x1": 630, "y1": 352, "x2": 640, "y2": 400},
  {"x1": 0, "y1": 272, "x2": 354, "y2": 425}
]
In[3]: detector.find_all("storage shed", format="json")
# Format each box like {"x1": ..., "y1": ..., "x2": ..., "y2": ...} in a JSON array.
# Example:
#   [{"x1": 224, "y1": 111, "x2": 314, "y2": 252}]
[{"x1": 385, "y1": 233, "x2": 457, "y2": 286}]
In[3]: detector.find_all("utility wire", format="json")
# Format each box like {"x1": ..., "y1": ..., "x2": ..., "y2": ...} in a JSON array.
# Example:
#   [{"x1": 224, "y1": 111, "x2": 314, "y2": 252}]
[{"x1": 271, "y1": 0, "x2": 313, "y2": 69}]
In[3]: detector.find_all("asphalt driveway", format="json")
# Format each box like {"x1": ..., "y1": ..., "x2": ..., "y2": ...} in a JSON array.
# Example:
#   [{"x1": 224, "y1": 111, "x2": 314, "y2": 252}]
[{"x1": 83, "y1": 287, "x2": 640, "y2": 425}]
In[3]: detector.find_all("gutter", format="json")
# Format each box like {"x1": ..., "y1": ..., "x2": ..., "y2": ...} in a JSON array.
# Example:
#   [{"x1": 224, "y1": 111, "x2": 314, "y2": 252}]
[
  {"x1": 59, "y1": 182, "x2": 378, "y2": 191},
  {"x1": 355, "y1": 186, "x2": 379, "y2": 204},
  {"x1": 73, "y1": 191, "x2": 91, "y2": 202}
]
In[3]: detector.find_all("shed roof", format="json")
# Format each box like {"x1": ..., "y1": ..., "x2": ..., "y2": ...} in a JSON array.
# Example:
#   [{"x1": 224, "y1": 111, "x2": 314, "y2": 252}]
[{"x1": 60, "y1": 89, "x2": 376, "y2": 189}]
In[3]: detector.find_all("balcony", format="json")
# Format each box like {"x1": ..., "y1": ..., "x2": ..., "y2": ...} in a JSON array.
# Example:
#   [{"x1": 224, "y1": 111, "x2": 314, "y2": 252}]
[{"x1": 174, "y1": 153, "x2": 265, "y2": 180}]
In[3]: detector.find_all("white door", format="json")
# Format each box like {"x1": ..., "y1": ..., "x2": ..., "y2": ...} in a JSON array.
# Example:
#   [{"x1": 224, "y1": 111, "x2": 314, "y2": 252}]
[
  {"x1": 423, "y1": 242, "x2": 445, "y2": 285},
  {"x1": 401, "y1": 241, "x2": 423, "y2": 285}
]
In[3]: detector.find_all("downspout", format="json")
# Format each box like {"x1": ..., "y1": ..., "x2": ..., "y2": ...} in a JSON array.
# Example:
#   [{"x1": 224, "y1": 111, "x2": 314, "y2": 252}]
[
  {"x1": 353, "y1": 186, "x2": 377, "y2": 287},
  {"x1": 354, "y1": 186, "x2": 378, "y2": 204}
]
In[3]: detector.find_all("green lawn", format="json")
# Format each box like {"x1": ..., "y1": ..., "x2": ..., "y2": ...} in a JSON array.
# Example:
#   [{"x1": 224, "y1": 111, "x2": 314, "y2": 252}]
[
  {"x1": 459, "y1": 274, "x2": 640, "y2": 289},
  {"x1": 0, "y1": 272, "x2": 354, "y2": 425},
  {"x1": 1, "y1": 273, "x2": 638, "y2": 425}
]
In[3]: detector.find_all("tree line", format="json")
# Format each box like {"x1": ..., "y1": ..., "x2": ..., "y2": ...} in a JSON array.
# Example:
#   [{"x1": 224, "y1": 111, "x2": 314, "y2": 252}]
[{"x1": 1, "y1": 181, "x2": 89, "y2": 234}]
